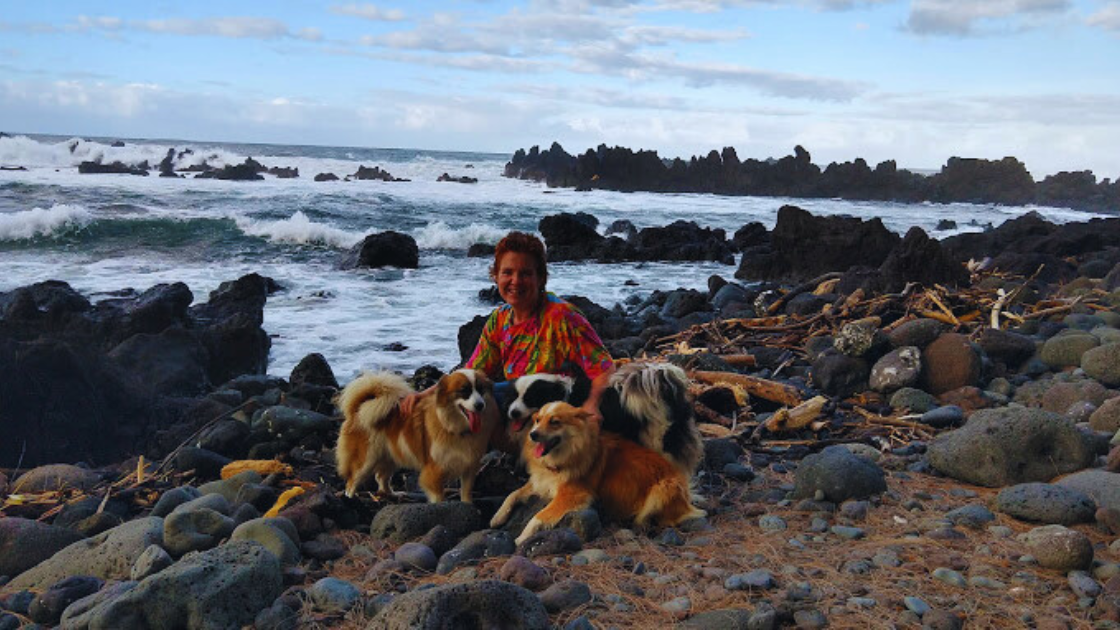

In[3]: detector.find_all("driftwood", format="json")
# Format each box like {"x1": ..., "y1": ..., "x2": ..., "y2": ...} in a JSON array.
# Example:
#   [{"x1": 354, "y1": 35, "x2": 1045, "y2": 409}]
[
  {"x1": 763, "y1": 395, "x2": 828, "y2": 433},
  {"x1": 689, "y1": 370, "x2": 802, "y2": 407}
]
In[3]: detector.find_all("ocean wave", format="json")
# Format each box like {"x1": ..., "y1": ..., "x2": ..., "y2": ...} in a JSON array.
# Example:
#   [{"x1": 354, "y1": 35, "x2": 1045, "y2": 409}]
[
  {"x1": 0, "y1": 204, "x2": 93, "y2": 240},
  {"x1": 413, "y1": 221, "x2": 509, "y2": 250},
  {"x1": 236, "y1": 211, "x2": 363, "y2": 248}
]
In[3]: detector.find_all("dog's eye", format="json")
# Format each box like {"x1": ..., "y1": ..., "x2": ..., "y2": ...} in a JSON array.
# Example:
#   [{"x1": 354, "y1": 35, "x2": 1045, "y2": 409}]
[
  {"x1": 459, "y1": 386, "x2": 471, "y2": 397},
  {"x1": 549, "y1": 419, "x2": 560, "y2": 428}
]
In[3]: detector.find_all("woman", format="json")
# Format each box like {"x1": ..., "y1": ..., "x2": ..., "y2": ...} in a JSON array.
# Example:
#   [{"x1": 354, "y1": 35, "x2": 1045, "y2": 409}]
[{"x1": 403, "y1": 231, "x2": 615, "y2": 420}]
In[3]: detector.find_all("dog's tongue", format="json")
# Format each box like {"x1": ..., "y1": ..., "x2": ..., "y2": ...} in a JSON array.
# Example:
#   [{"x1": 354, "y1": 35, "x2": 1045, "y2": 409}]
[
  {"x1": 467, "y1": 410, "x2": 481, "y2": 434},
  {"x1": 534, "y1": 442, "x2": 546, "y2": 458}
]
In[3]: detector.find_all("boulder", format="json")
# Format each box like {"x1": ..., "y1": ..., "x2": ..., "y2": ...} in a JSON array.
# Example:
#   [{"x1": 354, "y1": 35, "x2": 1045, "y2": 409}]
[
  {"x1": 59, "y1": 541, "x2": 283, "y2": 630},
  {"x1": 10, "y1": 517, "x2": 164, "y2": 589},
  {"x1": 370, "y1": 502, "x2": 482, "y2": 543},
  {"x1": 920, "y1": 333, "x2": 983, "y2": 395},
  {"x1": 869, "y1": 346, "x2": 921, "y2": 393},
  {"x1": 0, "y1": 518, "x2": 85, "y2": 578},
  {"x1": 994, "y1": 483, "x2": 1096, "y2": 525},
  {"x1": 367, "y1": 579, "x2": 548, "y2": 630},
  {"x1": 12, "y1": 464, "x2": 101, "y2": 493},
  {"x1": 1090, "y1": 398, "x2": 1120, "y2": 433},
  {"x1": 1057, "y1": 469, "x2": 1120, "y2": 512},
  {"x1": 339, "y1": 231, "x2": 419, "y2": 270},
  {"x1": 736, "y1": 205, "x2": 900, "y2": 283},
  {"x1": 1017, "y1": 525, "x2": 1093, "y2": 572},
  {"x1": 435, "y1": 529, "x2": 516, "y2": 575},
  {"x1": 878, "y1": 226, "x2": 967, "y2": 291},
  {"x1": 1041, "y1": 332, "x2": 1100, "y2": 369},
  {"x1": 976, "y1": 328, "x2": 1036, "y2": 368},
  {"x1": 1083, "y1": 343, "x2": 1120, "y2": 386},
  {"x1": 791, "y1": 445, "x2": 887, "y2": 502},
  {"x1": 927, "y1": 407, "x2": 1095, "y2": 487}
]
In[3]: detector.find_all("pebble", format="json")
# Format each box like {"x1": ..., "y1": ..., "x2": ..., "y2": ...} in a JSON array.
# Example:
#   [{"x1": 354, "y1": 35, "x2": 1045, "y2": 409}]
[
  {"x1": 660, "y1": 596, "x2": 691, "y2": 615},
  {"x1": 573, "y1": 549, "x2": 610, "y2": 565},
  {"x1": 759, "y1": 515, "x2": 788, "y2": 531},
  {"x1": 968, "y1": 576, "x2": 1007, "y2": 589},
  {"x1": 932, "y1": 567, "x2": 967, "y2": 587},
  {"x1": 724, "y1": 570, "x2": 776, "y2": 590},
  {"x1": 904, "y1": 595, "x2": 931, "y2": 616},
  {"x1": 830, "y1": 525, "x2": 865, "y2": 540},
  {"x1": 1068, "y1": 571, "x2": 1102, "y2": 599}
]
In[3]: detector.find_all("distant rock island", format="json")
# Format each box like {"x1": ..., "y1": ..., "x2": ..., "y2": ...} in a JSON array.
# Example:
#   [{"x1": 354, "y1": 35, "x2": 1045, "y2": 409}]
[{"x1": 504, "y1": 142, "x2": 1118, "y2": 213}]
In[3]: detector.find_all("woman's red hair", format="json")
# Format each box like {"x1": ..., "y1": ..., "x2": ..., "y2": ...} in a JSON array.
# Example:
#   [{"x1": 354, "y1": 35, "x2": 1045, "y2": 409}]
[{"x1": 491, "y1": 231, "x2": 548, "y2": 289}]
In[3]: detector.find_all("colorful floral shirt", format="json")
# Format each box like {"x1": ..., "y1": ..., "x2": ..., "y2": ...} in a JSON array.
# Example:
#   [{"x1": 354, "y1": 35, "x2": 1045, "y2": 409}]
[{"x1": 467, "y1": 292, "x2": 614, "y2": 382}]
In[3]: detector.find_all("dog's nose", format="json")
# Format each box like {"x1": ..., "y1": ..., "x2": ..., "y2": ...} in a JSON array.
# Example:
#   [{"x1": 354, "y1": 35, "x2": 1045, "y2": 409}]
[
  {"x1": 473, "y1": 400, "x2": 484, "y2": 412},
  {"x1": 510, "y1": 408, "x2": 524, "y2": 420},
  {"x1": 529, "y1": 430, "x2": 541, "y2": 442}
]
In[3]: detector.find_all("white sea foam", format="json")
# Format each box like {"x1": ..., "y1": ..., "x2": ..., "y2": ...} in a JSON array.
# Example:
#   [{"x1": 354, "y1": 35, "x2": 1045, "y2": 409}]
[
  {"x1": 235, "y1": 211, "x2": 363, "y2": 248},
  {"x1": 413, "y1": 221, "x2": 509, "y2": 250},
  {"x1": 0, "y1": 204, "x2": 93, "y2": 240}
]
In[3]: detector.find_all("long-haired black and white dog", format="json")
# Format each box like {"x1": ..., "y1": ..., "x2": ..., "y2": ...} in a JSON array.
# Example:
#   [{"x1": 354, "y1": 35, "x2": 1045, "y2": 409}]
[{"x1": 499, "y1": 362, "x2": 703, "y2": 475}]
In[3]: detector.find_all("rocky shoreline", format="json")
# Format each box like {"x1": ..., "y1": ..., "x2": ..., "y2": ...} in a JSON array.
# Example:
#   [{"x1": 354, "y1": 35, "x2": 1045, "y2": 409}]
[
  {"x1": 505, "y1": 142, "x2": 1120, "y2": 214},
  {"x1": 3, "y1": 207, "x2": 1120, "y2": 629}
]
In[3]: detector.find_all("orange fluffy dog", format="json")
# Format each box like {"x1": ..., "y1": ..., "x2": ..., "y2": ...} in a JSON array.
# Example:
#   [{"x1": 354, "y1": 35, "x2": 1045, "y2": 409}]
[
  {"x1": 335, "y1": 369, "x2": 498, "y2": 503},
  {"x1": 490, "y1": 401, "x2": 705, "y2": 545}
]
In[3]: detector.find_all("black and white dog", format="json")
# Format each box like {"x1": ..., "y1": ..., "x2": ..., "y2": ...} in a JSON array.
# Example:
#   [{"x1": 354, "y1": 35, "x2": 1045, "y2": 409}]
[{"x1": 502, "y1": 362, "x2": 702, "y2": 474}]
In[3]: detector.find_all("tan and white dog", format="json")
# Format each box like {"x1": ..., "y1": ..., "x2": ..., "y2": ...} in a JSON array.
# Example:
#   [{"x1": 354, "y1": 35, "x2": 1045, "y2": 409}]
[
  {"x1": 335, "y1": 369, "x2": 498, "y2": 503},
  {"x1": 491, "y1": 401, "x2": 705, "y2": 545}
]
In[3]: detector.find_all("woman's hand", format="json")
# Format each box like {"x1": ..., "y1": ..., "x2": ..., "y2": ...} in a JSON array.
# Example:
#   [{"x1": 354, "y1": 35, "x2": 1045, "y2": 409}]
[
  {"x1": 579, "y1": 400, "x2": 603, "y2": 425},
  {"x1": 400, "y1": 386, "x2": 434, "y2": 416}
]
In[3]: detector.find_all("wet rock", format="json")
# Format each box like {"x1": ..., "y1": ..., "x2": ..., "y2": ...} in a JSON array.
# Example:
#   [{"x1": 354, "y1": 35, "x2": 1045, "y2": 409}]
[
  {"x1": 339, "y1": 230, "x2": 419, "y2": 270},
  {"x1": 977, "y1": 327, "x2": 1037, "y2": 368},
  {"x1": 172, "y1": 447, "x2": 232, "y2": 479}
]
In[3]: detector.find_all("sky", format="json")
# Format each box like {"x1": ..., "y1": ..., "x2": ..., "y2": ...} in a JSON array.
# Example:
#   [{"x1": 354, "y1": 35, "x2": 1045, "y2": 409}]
[{"x1": 1, "y1": 0, "x2": 1118, "y2": 178}]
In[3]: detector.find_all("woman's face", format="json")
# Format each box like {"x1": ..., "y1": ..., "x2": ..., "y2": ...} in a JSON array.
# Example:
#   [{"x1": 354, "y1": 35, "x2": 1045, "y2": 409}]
[{"x1": 496, "y1": 251, "x2": 542, "y2": 313}]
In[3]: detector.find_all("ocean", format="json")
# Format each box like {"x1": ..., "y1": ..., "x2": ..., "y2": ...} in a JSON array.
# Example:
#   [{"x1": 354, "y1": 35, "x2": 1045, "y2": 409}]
[{"x1": 0, "y1": 133, "x2": 1104, "y2": 382}]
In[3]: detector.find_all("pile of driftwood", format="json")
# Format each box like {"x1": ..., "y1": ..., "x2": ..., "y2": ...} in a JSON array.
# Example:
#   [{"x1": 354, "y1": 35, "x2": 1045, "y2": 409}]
[{"x1": 652, "y1": 268, "x2": 1111, "y2": 452}]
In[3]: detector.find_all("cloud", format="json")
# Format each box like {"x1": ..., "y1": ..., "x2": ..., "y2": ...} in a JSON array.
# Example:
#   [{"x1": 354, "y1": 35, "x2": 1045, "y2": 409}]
[
  {"x1": 567, "y1": 45, "x2": 866, "y2": 100},
  {"x1": 905, "y1": 0, "x2": 1072, "y2": 36},
  {"x1": 329, "y1": 3, "x2": 407, "y2": 22},
  {"x1": 1088, "y1": 2, "x2": 1120, "y2": 32},
  {"x1": 136, "y1": 17, "x2": 290, "y2": 39}
]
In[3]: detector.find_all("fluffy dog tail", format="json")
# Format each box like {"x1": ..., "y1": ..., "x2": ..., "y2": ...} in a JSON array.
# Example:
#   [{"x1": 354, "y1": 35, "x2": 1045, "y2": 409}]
[{"x1": 336, "y1": 371, "x2": 413, "y2": 429}]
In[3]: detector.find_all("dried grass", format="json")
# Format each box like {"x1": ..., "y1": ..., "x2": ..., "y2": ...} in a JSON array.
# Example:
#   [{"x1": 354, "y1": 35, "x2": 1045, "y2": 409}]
[{"x1": 318, "y1": 468, "x2": 1112, "y2": 629}]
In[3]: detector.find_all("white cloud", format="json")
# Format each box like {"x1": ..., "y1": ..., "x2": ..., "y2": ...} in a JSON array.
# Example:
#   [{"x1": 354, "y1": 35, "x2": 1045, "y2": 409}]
[
  {"x1": 297, "y1": 27, "x2": 324, "y2": 42},
  {"x1": 137, "y1": 17, "x2": 290, "y2": 39},
  {"x1": 905, "y1": 0, "x2": 1072, "y2": 35},
  {"x1": 567, "y1": 45, "x2": 866, "y2": 100},
  {"x1": 1088, "y1": 2, "x2": 1120, "y2": 31},
  {"x1": 329, "y1": 4, "x2": 407, "y2": 22}
]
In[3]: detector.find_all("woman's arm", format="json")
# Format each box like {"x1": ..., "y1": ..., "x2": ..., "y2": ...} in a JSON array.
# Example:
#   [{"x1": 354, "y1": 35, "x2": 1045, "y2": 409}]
[
  {"x1": 399, "y1": 385, "x2": 434, "y2": 416},
  {"x1": 578, "y1": 362, "x2": 615, "y2": 424}
]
